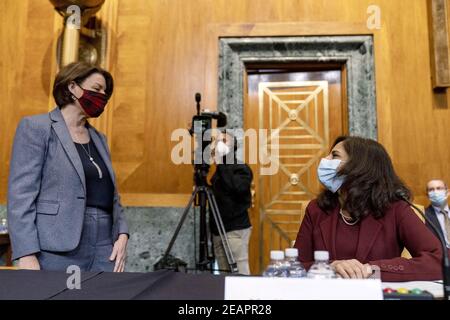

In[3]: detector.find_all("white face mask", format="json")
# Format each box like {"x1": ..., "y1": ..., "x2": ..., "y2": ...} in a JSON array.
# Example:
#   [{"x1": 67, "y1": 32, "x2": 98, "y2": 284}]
[
  {"x1": 428, "y1": 190, "x2": 448, "y2": 207},
  {"x1": 317, "y1": 158, "x2": 345, "y2": 193},
  {"x1": 216, "y1": 141, "x2": 230, "y2": 157}
]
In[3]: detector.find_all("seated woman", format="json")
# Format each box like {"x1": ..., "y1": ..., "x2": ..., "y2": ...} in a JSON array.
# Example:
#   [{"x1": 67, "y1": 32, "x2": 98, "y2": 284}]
[{"x1": 294, "y1": 136, "x2": 442, "y2": 281}]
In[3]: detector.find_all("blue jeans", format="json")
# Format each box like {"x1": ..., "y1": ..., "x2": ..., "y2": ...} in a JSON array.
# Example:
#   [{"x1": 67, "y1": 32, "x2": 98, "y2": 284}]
[{"x1": 38, "y1": 206, "x2": 114, "y2": 272}]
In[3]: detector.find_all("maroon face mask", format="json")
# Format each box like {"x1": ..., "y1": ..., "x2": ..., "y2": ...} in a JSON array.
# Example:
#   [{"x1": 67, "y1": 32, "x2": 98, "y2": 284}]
[{"x1": 76, "y1": 86, "x2": 109, "y2": 118}]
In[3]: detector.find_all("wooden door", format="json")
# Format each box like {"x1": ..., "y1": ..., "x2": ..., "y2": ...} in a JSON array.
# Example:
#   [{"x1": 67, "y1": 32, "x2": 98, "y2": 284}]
[{"x1": 244, "y1": 66, "x2": 347, "y2": 274}]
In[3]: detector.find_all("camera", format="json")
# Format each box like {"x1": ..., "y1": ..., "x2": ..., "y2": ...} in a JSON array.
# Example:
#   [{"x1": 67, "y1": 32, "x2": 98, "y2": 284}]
[
  {"x1": 154, "y1": 93, "x2": 236, "y2": 274},
  {"x1": 189, "y1": 93, "x2": 227, "y2": 170}
]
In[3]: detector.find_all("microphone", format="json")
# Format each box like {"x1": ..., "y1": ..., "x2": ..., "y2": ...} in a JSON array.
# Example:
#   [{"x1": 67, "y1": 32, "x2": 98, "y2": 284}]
[
  {"x1": 395, "y1": 190, "x2": 450, "y2": 300},
  {"x1": 195, "y1": 93, "x2": 201, "y2": 116}
]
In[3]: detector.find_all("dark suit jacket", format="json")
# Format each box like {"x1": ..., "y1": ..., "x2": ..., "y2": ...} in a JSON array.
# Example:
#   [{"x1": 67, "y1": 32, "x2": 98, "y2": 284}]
[
  {"x1": 7, "y1": 107, "x2": 128, "y2": 261},
  {"x1": 295, "y1": 199, "x2": 442, "y2": 281},
  {"x1": 425, "y1": 205, "x2": 446, "y2": 241},
  {"x1": 425, "y1": 205, "x2": 450, "y2": 258}
]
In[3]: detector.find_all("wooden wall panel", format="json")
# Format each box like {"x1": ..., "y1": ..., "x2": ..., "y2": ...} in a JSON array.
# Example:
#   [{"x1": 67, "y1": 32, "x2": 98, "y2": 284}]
[
  {"x1": 1, "y1": 0, "x2": 449, "y2": 207},
  {"x1": 0, "y1": 0, "x2": 55, "y2": 203},
  {"x1": 110, "y1": 0, "x2": 148, "y2": 192}
]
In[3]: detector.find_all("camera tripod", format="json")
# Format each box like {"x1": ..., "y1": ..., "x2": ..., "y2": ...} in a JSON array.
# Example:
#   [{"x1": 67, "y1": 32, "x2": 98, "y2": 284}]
[{"x1": 157, "y1": 164, "x2": 238, "y2": 273}]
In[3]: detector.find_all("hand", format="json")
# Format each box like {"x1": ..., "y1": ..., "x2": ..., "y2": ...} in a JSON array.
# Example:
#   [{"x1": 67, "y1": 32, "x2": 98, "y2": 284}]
[
  {"x1": 210, "y1": 146, "x2": 217, "y2": 164},
  {"x1": 109, "y1": 234, "x2": 128, "y2": 272},
  {"x1": 18, "y1": 254, "x2": 40, "y2": 270},
  {"x1": 330, "y1": 259, "x2": 372, "y2": 279}
]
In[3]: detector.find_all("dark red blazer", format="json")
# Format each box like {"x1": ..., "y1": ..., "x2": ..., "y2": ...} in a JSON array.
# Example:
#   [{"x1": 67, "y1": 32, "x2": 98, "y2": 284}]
[{"x1": 294, "y1": 199, "x2": 442, "y2": 281}]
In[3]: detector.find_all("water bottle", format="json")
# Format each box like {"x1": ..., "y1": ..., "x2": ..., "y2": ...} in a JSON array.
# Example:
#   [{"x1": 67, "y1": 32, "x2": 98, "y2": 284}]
[
  {"x1": 0, "y1": 218, "x2": 7, "y2": 234},
  {"x1": 306, "y1": 250, "x2": 336, "y2": 279},
  {"x1": 285, "y1": 248, "x2": 306, "y2": 278},
  {"x1": 262, "y1": 250, "x2": 288, "y2": 277},
  {"x1": 279, "y1": 252, "x2": 291, "y2": 276}
]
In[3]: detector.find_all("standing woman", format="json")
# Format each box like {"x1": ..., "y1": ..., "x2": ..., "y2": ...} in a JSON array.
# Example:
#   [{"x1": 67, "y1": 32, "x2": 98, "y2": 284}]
[
  {"x1": 7, "y1": 62, "x2": 128, "y2": 272},
  {"x1": 294, "y1": 136, "x2": 442, "y2": 281}
]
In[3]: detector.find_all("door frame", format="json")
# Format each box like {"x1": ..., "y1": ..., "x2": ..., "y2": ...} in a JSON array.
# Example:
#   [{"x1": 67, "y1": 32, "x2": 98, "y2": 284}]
[{"x1": 243, "y1": 62, "x2": 349, "y2": 273}]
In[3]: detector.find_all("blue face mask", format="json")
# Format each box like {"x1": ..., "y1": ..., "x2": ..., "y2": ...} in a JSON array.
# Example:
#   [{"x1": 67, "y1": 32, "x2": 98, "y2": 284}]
[
  {"x1": 428, "y1": 190, "x2": 448, "y2": 207},
  {"x1": 317, "y1": 158, "x2": 345, "y2": 193}
]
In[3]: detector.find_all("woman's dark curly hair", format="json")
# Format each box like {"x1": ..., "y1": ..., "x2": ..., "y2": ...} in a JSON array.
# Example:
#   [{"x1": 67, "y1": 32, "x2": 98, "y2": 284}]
[{"x1": 317, "y1": 136, "x2": 411, "y2": 219}]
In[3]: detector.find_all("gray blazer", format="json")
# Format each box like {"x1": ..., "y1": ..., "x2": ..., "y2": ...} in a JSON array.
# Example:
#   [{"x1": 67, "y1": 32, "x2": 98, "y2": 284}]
[{"x1": 7, "y1": 107, "x2": 128, "y2": 261}]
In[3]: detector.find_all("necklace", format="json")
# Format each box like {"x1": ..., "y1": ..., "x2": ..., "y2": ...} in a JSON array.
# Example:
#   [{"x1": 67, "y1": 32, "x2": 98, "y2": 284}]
[
  {"x1": 79, "y1": 141, "x2": 103, "y2": 179},
  {"x1": 339, "y1": 209, "x2": 359, "y2": 226}
]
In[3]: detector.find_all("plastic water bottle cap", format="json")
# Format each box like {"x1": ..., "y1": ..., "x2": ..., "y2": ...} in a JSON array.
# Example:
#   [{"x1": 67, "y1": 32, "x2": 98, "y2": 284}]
[
  {"x1": 270, "y1": 250, "x2": 284, "y2": 260},
  {"x1": 314, "y1": 250, "x2": 329, "y2": 261},
  {"x1": 285, "y1": 248, "x2": 299, "y2": 257}
]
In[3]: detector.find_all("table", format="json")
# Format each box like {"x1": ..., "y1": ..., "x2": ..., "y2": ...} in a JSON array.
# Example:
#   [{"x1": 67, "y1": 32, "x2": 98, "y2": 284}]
[
  {"x1": 0, "y1": 234, "x2": 12, "y2": 266},
  {"x1": 0, "y1": 269, "x2": 225, "y2": 300},
  {"x1": 0, "y1": 269, "x2": 443, "y2": 300}
]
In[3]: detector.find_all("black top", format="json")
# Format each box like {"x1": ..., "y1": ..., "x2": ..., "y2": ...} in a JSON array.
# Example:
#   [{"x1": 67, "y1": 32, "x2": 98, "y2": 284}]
[
  {"x1": 210, "y1": 163, "x2": 253, "y2": 235},
  {"x1": 74, "y1": 140, "x2": 114, "y2": 212}
]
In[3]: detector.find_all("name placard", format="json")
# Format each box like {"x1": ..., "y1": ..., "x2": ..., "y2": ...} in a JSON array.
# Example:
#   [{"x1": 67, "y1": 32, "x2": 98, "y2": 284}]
[{"x1": 224, "y1": 277, "x2": 383, "y2": 300}]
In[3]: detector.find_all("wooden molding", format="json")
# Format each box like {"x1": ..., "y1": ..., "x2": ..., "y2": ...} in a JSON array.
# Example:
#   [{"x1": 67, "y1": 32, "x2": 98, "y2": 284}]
[
  {"x1": 48, "y1": 13, "x2": 63, "y2": 111},
  {"x1": 203, "y1": 21, "x2": 375, "y2": 112},
  {"x1": 121, "y1": 193, "x2": 192, "y2": 207},
  {"x1": 88, "y1": 0, "x2": 119, "y2": 145},
  {"x1": 428, "y1": 0, "x2": 450, "y2": 88}
]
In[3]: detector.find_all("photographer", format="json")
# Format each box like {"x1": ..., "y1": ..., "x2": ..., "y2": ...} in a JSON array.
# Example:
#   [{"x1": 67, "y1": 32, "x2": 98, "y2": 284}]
[{"x1": 210, "y1": 131, "x2": 253, "y2": 275}]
